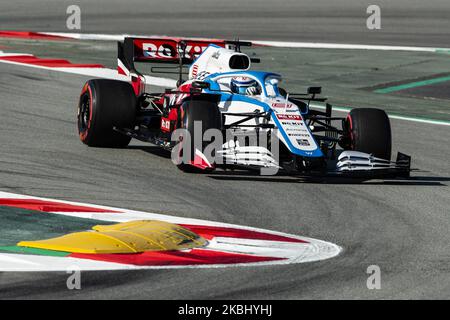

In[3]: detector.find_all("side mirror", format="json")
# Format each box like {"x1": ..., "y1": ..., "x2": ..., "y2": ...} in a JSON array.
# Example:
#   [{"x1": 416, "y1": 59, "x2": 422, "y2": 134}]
[
  {"x1": 191, "y1": 81, "x2": 210, "y2": 90},
  {"x1": 307, "y1": 86, "x2": 322, "y2": 95}
]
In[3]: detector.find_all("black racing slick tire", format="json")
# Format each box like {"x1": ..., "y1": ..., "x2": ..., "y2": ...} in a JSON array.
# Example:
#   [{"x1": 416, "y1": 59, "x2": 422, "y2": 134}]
[
  {"x1": 346, "y1": 108, "x2": 392, "y2": 160},
  {"x1": 77, "y1": 79, "x2": 136, "y2": 147},
  {"x1": 176, "y1": 98, "x2": 222, "y2": 172}
]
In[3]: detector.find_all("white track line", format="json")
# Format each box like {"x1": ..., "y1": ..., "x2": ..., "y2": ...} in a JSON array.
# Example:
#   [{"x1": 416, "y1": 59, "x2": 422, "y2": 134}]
[
  {"x1": 40, "y1": 32, "x2": 450, "y2": 53},
  {"x1": 1, "y1": 46, "x2": 448, "y2": 126},
  {"x1": 253, "y1": 40, "x2": 450, "y2": 53},
  {"x1": 0, "y1": 52, "x2": 177, "y2": 88},
  {"x1": 311, "y1": 104, "x2": 450, "y2": 126}
]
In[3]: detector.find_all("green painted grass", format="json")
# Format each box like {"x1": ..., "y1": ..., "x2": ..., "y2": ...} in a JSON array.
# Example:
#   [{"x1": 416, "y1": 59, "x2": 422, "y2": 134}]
[
  {"x1": 0, "y1": 245, "x2": 70, "y2": 257},
  {"x1": 0, "y1": 205, "x2": 114, "y2": 249},
  {"x1": 374, "y1": 76, "x2": 450, "y2": 94},
  {"x1": 435, "y1": 49, "x2": 450, "y2": 54}
]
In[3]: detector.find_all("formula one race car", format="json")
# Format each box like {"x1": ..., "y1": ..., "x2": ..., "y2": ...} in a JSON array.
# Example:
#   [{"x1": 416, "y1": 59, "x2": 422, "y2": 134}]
[{"x1": 77, "y1": 37, "x2": 411, "y2": 178}]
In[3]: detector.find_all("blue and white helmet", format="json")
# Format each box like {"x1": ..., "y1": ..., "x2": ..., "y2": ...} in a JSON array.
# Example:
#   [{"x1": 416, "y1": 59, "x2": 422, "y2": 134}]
[{"x1": 230, "y1": 76, "x2": 257, "y2": 95}]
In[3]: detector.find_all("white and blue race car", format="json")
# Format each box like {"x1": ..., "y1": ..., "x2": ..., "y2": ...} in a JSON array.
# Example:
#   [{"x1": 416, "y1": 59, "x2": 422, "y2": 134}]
[{"x1": 77, "y1": 37, "x2": 410, "y2": 178}]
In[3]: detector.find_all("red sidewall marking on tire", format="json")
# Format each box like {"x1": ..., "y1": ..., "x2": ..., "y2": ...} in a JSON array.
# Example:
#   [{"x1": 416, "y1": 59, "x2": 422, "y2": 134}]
[
  {"x1": 79, "y1": 84, "x2": 93, "y2": 141},
  {"x1": 346, "y1": 114, "x2": 354, "y2": 150}
]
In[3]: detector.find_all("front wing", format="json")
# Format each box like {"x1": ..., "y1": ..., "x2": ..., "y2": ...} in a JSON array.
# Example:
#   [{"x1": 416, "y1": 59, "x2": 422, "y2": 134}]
[{"x1": 214, "y1": 146, "x2": 411, "y2": 179}]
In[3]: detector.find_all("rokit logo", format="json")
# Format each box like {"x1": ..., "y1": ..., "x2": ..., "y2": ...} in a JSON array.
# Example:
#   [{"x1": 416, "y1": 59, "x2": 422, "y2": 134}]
[
  {"x1": 141, "y1": 43, "x2": 206, "y2": 60},
  {"x1": 142, "y1": 43, "x2": 176, "y2": 59}
]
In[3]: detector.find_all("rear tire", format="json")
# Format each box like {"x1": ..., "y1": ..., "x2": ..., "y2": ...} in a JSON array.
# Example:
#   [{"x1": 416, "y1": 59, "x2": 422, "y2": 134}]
[
  {"x1": 176, "y1": 98, "x2": 222, "y2": 172},
  {"x1": 77, "y1": 79, "x2": 136, "y2": 147},
  {"x1": 346, "y1": 108, "x2": 392, "y2": 160}
]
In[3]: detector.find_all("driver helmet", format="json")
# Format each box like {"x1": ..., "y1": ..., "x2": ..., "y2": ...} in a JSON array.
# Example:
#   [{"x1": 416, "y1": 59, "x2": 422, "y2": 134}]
[{"x1": 230, "y1": 76, "x2": 258, "y2": 95}]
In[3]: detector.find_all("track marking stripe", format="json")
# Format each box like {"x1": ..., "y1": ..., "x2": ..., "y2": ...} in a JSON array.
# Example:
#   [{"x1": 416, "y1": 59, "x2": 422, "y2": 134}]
[
  {"x1": 0, "y1": 198, "x2": 305, "y2": 243},
  {"x1": 0, "y1": 55, "x2": 103, "y2": 68},
  {"x1": 250, "y1": 40, "x2": 450, "y2": 53},
  {"x1": 30, "y1": 32, "x2": 450, "y2": 53},
  {"x1": 0, "y1": 51, "x2": 177, "y2": 88},
  {"x1": 69, "y1": 249, "x2": 284, "y2": 266},
  {"x1": 0, "y1": 246, "x2": 70, "y2": 257},
  {"x1": 0, "y1": 198, "x2": 121, "y2": 213},
  {"x1": 374, "y1": 76, "x2": 450, "y2": 94},
  {"x1": 310, "y1": 104, "x2": 450, "y2": 126},
  {"x1": 0, "y1": 31, "x2": 71, "y2": 41},
  {"x1": 2, "y1": 46, "x2": 446, "y2": 126},
  {"x1": 180, "y1": 224, "x2": 307, "y2": 244}
]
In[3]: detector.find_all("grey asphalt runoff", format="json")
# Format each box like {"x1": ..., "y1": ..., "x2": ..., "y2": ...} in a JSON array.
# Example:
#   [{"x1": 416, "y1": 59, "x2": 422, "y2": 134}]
[
  {"x1": 1, "y1": 0, "x2": 450, "y2": 48},
  {"x1": 0, "y1": 1, "x2": 449, "y2": 299}
]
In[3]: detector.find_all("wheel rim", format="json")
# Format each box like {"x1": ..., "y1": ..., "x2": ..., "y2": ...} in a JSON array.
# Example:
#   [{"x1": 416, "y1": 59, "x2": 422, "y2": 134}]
[{"x1": 78, "y1": 94, "x2": 90, "y2": 135}]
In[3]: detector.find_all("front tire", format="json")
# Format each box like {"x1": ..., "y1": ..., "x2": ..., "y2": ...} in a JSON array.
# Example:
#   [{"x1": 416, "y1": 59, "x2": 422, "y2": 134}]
[
  {"x1": 77, "y1": 79, "x2": 136, "y2": 147},
  {"x1": 176, "y1": 98, "x2": 222, "y2": 172},
  {"x1": 345, "y1": 108, "x2": 392, "y2": 160}
]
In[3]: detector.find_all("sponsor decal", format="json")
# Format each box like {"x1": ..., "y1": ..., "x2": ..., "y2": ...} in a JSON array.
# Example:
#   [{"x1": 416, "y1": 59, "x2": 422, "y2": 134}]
[
  {"x1": 191, "y1": 64, "x2": 199, "y2": 78},
  {"x1": 296, "y1": 139, "x2": 311, "y2": 146},
  {"x1": 161, "y1": 118, "x2": 171, "y2": 132},
  {"x1": 133, "y1": 39, "x2": 226, "y2": 61},
  {"x1": 282, "y1": 121, "x2": 303, "y2": 126},
  {"x1": 276, "y1": 114, "x2": 302, "y2": 121},
  {"x1": 272, "y1": 103, "x2": 294, "y2": 109},
  {"x1": 275, "y1": 113, "x2": 317, "y2": 151},
  {"x1": 141, "y1": 43, "x2": 178, "y2": 60},
  {"x1": 196, "y1": 71, "x2": 210, "y2": 80},
  {"x1": 288, "y1": 133, "x2": 310, "y2": 137},
  {"x1": 211, "y1": 50, "x2": 221, "y2": 59}
]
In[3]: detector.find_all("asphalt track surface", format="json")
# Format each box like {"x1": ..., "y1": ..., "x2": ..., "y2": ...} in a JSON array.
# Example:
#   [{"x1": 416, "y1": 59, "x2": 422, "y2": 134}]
[
  {"x1": 1, "y1": 0, "x2": 450, "y2": 47},
  {"x1": 0, "y1": 1, "x2": 450, "y2": 299}
]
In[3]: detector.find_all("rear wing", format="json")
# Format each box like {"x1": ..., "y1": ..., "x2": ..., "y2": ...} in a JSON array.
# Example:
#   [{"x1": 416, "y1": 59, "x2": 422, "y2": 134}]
[
  {"x1": 118, "y1": 37, "x2": 253, "y2": 74},
  {"x1": 117, "y1": 37, "x2": 253, "y2": 94}
]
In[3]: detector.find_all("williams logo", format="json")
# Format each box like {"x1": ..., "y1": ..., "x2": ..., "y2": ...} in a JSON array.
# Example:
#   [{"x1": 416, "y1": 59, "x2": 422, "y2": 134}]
[{"x1": 296, "y1": 139, "x2": 310, "y2": 146}]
